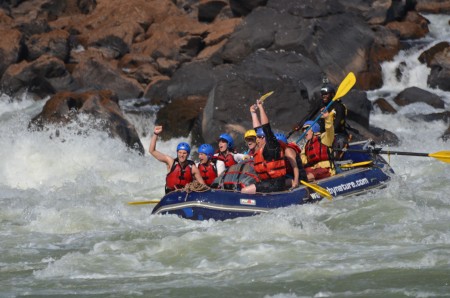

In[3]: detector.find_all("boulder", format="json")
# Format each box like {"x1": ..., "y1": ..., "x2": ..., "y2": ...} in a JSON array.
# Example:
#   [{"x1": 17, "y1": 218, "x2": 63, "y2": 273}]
[
  {"x1": 1, "y1": 55, "x2": 77, "y2": 98},
  {"x1": 393, "y1": 86, "x2": 445, "y2": 109},
  {"x1": 25, "y1": 29, "x2": 70, "y2": 61},
  {"x1": 0, "y1": 28, "x2": 23, "y2": 79},
  {"x1": 373, "y1": 98, "x2": 397, "y2": 114},
  {"x1": 71, "y1": 54, "x2": 143, "y2": 100},
  {"x1": 30, "y1": 89, "x2": 144, "y2": 153}
]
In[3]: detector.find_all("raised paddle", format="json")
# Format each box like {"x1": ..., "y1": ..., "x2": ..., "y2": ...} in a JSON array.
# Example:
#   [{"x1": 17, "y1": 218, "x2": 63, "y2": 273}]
[
  {"x1": 295, "y1": 72, "x2": 357, "y2": 144},
  {"x1": 300, "y1": 180, "x2": 332, "y2": 200},
  {"x1": 336, "y1": 148, "x2": 450, "y2": 164},
  {"x1": 128, "y1": 199, "x2": 160, "y2": 205},
  {"x1": 259, "y1": 91, "x2": 274, "y2": 103}
]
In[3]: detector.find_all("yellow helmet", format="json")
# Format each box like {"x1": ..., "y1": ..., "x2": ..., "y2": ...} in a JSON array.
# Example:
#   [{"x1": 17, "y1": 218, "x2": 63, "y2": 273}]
[{"x1": 244, "y1": 129, "x2": 256, "y2": 139}]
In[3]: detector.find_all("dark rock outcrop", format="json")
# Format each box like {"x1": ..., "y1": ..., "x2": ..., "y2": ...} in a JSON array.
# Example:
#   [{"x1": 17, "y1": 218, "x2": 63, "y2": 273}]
[{"x1": 30, "y1": 89, "x2": 145, "y2": 153}]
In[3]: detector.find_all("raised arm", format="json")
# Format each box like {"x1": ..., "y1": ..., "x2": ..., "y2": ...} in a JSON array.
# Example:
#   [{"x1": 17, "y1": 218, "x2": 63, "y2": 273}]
[
  {"x1": 320, "y1": 112, "x2": 335, "y2": 147},
  {"x1": 256, "y1": 99, "x2": 269, "y2": 125},
  {"x1": 250, "y1": 104, "x2": 261, "y2": 128},
  {"x1": 149, "y1": 125, "x2": 174, "y2": 170}
]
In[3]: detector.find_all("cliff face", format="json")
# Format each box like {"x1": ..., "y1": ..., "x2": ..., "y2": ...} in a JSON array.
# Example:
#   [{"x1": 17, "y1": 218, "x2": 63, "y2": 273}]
[{"x1": 1, "y1": 0, "x2": 449, "y2": 148}]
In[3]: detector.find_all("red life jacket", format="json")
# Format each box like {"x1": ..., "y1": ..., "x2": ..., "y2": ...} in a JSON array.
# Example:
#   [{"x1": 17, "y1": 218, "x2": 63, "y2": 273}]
[
  {"x1": 284, "y1": 143, "x2": 301, "y2": 175},
  {"x1": 216, "y1": 152, "x2": 237, "y2": 168},
  {"x1": 304, "y1": 136, "x2": 330, "y2": 167},
  {"x1": 198, "y1": 162, "x2": 217, "y2": 186},
  {"x1": 165, "y1": 159, "x2": 194, "y2": 192},
  {"x1": 253, "y1": 141, "x2": 286, "y2": 180}
]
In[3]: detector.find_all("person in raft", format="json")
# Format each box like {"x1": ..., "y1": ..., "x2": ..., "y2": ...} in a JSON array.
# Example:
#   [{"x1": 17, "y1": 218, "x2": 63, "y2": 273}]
[
  {"x1": 300, "y1": 110, "x2": 336, "y2": 181},
  {"x1": 241, "y1": 99, "x2": 287, "y2": 194},
  {"x1": 149, "y1": 125, "x2": 205, "y2": 194},
  {"x1": 196, "y1": 143, "x2": 222, "y2": 186}
]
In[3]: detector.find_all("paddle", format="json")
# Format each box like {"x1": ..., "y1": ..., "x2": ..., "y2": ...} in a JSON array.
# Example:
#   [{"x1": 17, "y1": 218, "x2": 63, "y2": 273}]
[
  {"x1": 300, "y1": 180, "x2": 332, "y2": 200},
  {"x1": 340, "y1": 161, "x2": 373, "y2": 168},
  {"x1": 259, "y1": 91, "x2": 274, "y2": 103},
  {"x1": 128, "y1": 199, "x2": 160, "y2": 205},
  {"x1": 336, "y1": 148, "x2": 450, "y2": 164},
  {"x1": 295, "y1": 72, "x2": 357, "y2": 143}
]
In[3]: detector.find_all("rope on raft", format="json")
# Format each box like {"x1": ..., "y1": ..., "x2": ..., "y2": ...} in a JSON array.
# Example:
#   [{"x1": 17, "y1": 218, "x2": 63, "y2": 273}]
[{"x1": 183, "y1": 181, "x2": 210, "y2": 193}]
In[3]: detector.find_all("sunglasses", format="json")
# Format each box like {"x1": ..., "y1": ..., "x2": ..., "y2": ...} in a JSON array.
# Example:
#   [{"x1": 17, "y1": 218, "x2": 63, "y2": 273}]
[
  {"x1": 302, "y1": 126, "x2": 310, "y2": 131},
  {"x1": 257, "y1": 135, "x2": 265, "y2": 139}
]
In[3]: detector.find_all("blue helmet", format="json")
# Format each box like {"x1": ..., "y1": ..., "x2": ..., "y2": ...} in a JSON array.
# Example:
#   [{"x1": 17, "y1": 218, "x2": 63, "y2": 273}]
[
  {"x1": 176, "y1": 142, "x2": 191, "y2": 155},
  {"x1": 198, "y1": 144, "x2": 214, "y2": 159},
  {"x1": 256, "y1": 128, "x2": 265, "y2": 137},
  {"x1": 275, "y1": 132, "x2": 288, "y2": 143},
  {"x1": 218, "y1": 133, "x2": 234, "y2": 150},
  {"x1": 303, "y1": 121, "x2": 320, "y2": 134}
]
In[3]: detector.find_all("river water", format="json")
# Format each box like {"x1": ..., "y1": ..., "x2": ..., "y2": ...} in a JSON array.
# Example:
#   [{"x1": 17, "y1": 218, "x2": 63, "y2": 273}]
[{"x1": 1, "y1": 14, "x2": 449, "y2": 298}]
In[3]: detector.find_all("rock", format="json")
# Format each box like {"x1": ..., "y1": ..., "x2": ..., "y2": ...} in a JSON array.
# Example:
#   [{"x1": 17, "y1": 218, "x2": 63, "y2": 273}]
[
  {"x1": 198, "y1": 0, "x2": 228, "y2": 23},
  {"x1": 342, "y1": 90, "x2": 372, "y2": 129},
  {"x1": 416, "y1": 0, "x2": 450, "y2": 14},
  {"x1": 442, "y1": 124, "x2": 450, "y2": 142},
  {"x1": 71, "y1": 54, "x2": 144, "y2": 100},
  {"x1": 30, "y1": 89, "x2": 144, "y2": 153},
  {"x1": 428, "y1": 45, "x2": 450, "y2": 91},
  {"x1": 393, "y1": 86, "x2": 445, "y2": 109},
  {"x1": 229, "y1": 0, "x2": 268, "y2": 17},
  {"x1": 0, "y1": 28, "x2": 23, "y2": 78},
  {"x1": 373, "y1": 98, "x2": 397, "y2": 114},
  {"x1": 1, "y1": 55, "x2": 77, "y2": 98},
  {"x1": 25, "y1": 29, "x2": 70, "y2": 61},
  {"x1": 346, "y1": 120, "x2": 399, "y2": 147},
  {"x1": 385, "y1": 11, "x2": 429, "y2": 40}
]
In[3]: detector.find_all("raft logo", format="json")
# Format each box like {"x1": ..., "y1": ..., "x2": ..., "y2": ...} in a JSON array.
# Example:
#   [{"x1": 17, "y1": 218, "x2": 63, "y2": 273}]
[
  {"x1": 240, "y1": 199, "x2": 256, "y2": 205},
  {"x1": 327, "y1": 178, "x2": 370, "y2": 196}
]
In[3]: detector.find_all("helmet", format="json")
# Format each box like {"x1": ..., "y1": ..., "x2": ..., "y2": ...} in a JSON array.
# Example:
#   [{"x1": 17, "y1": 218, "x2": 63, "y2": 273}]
[
  {"x1": 256, "y1": 128, "x2": 265, "y2": 137},
  {"x1": 176, "y1": 142, "x2": 191, "y2": 155},
  {"x1": 218, "y1": 133, "x2": 234, "y2": 149},
  {"x1": 320, "y1": 84, "x2": 335, "y2": 95},
  {"x1": 302, "y1": 120, "x2": 320, "y2": 134},
  {"x1": 275, "y1": 132, "x2": 288, "y2": 143},
  {"x1": 198, "y1": 144, "x2": 214, "y2": 159},
  {"x1": 244, "y1": 129, "x2": 256, "y2": 139}
]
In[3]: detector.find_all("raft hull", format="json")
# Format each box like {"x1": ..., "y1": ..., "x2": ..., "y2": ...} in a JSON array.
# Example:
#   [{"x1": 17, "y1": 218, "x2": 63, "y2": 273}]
[{"x1": 152, "y1": 142, "x2": 394, "y2": 221}]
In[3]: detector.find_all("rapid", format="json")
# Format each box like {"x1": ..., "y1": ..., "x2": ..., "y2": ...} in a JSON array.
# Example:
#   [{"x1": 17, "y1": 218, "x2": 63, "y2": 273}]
[{"x1": 1, "y1": 15, "x2": 449, "y2": 298}]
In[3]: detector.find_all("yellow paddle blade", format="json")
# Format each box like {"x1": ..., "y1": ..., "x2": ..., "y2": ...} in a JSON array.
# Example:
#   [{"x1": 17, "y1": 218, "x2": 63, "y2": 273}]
[
  {"x1": 300, "y1": 180, "x2": 332, "y2": 200},
  {"x1": 333, "y1": 72, "x2": 356, "y2": 101},
  {"x1": 128, "y1": 200, "x2": 160, "y2": 205},
  {"x1": 340, "y1": 161, "x2": 373, "y2": 168},
  {"x1": 259, "y1": 91, "x2": 274, "y2": 102},
  {"x1": 429, "y1": 151, "x2": 450, "y2": 163}
]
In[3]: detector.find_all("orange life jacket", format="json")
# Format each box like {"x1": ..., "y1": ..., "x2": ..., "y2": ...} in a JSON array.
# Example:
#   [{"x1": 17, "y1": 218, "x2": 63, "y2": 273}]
[
  {"x1": 304, "y1": 136, "x2": 330, "y2": 167},
  {"x1": 165, "y1": 159, "x2": 194, "y2": 193},
  {"x1": 253, "y1": 141, "x2": 286, "y2": 180},
  {"x1": 198, "y1": 162, "x2": 217, "y2": 186}
]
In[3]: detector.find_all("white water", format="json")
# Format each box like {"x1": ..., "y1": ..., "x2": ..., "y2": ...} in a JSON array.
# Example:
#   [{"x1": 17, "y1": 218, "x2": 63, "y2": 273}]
[{"x1": 1, "y1": 14, "x2": 450, "y2": 298}]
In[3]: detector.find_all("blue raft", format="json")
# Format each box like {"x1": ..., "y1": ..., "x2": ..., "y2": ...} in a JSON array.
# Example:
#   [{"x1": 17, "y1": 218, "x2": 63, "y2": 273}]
[{"x1": 151, "y1": 141, "x2": 394, "y2": 221}]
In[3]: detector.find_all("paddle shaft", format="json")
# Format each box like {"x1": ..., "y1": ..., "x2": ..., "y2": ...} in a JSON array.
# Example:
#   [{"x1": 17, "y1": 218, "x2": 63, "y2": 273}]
[
  {"x1": 338, "y1": 148, "x2": 430, "y2": 157},
  {"x1": 295, "y1": 99, "x2": 334, "y2": 142}
]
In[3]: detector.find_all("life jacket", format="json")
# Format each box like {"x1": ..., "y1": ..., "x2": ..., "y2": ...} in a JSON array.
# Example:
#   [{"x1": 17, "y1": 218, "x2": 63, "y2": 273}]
[
  {"x1": 216, "y1": 152, "x2": 237, "y2": 168},
  {"x1": 304, "y1": 135, "x2": 331, "y2": 167},
  {"x1": 165, "y1": 158, "x2": 195, "y2": 193},
  {"x1": 284, "y1": 142, "x2": 302, "y2": 175},
  {"x1": 198, "y1": 161, "x2": 217, "y2": 186},
  {"x1": 212, "y1": 160, "x2": 260, "y2": 191},
  {"x1": 253, "y1": 141, "x2": 286, "y2": 180}
]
